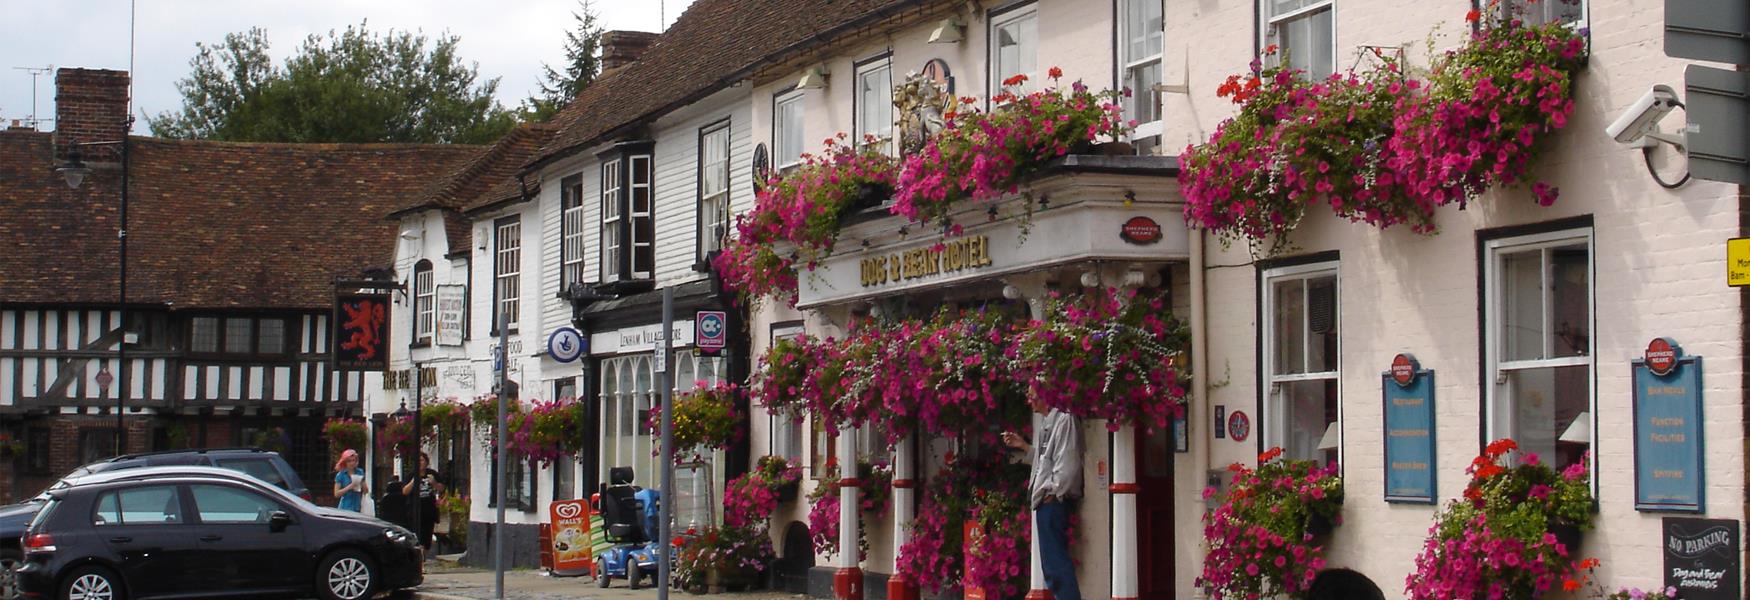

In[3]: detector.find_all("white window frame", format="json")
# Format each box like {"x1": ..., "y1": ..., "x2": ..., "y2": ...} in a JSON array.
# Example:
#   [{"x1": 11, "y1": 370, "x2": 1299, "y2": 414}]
[
  {"x1": 414, "y1": 262, "x2": 434, "y2": 343},
  {"x1": 699, "y1": 122, "x2": 732, "y2": 260},
  {"x1": 600, "y1": 158, "x2": 623, "y2": 281},
  {"x1": 773, "y1": 90, "x2": 805, "y2": 170},
  {"x1": 1119, "y1": 0, "x2": 1164, "y2": 142},
  {"x1": 989, "y1": 4, "x2": 1040, "y2": 102},
  {"x1": 1261, "y1": 261, "x2": 1341, "y2": 466},
  {"x1": 561, "y1": 175, "x2": 586, "y2": 289},
  {"x1": 493, "y1": 217, "x2": 521, "y2": 330},
  {"x1": 1483, "y1": 228, "x2": 1595, "y2": 484},
  {"x1": 854, "y1": 56, "x2": 894, "y2": 156},
  {"x1": 1260, "y1": 0, "x2": 1337, "y2": 80},
  {"x1": 629, "y1": 154, "x2": 654, "y2": 279}
]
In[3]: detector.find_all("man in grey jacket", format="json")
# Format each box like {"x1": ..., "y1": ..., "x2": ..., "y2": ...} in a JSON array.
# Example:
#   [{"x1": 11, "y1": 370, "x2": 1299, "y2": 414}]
[{"x1": 1003, "y1": 393, "x2": 1082, "y2": 600}]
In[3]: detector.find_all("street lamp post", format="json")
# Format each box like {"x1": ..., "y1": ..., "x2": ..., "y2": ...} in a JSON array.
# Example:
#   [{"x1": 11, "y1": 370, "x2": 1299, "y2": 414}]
[{"x1": 57, "y1": 121, "x2": 132, "y2": 456}]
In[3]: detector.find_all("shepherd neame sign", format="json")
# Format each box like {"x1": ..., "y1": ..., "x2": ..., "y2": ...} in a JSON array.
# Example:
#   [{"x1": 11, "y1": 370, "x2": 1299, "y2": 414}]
[{"x1": 859, "y1": 234, "x2": 993, "y2": 287}]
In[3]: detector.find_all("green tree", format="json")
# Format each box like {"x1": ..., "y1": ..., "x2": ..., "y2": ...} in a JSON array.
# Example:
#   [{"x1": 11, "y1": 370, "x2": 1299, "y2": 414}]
[
  {"x1": 522, "y1": 1, "x2": 604, "y2": 122},
  {"x1": 149, "y1": 23, "x2": 517, "y2": 144}
]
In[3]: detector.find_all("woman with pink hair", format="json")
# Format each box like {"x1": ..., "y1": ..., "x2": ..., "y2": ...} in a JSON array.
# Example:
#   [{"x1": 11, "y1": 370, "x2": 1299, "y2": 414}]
[{"x1": 333, "y1": 449, "x2": 368, "y2": 512}]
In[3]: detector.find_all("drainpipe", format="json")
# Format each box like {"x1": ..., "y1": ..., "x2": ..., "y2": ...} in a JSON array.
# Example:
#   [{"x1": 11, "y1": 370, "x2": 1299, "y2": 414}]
[{"x1": 1189, "y1": 229, "x2": 1211, "y2": 599}]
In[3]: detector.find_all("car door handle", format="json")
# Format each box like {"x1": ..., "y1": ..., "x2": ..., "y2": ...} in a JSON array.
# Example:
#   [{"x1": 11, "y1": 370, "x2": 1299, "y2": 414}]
[
  {"x1": 108, "y1": 536, "x2": 133, "y2": 543},
  {"x1": 200, "y1": 535, "x2": 223, "y2": 542}
]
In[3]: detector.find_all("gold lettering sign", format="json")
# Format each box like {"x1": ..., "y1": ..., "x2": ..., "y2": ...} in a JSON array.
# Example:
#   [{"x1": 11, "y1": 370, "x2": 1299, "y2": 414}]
[{"x1": 859, "y1": 235, "x2": 994, "y2": 287}]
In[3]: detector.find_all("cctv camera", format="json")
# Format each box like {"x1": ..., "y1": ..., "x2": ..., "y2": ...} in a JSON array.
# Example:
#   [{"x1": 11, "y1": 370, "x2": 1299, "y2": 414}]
[{"x1": 1606, "y1": 85, "x2": 1679, "y2": 146}]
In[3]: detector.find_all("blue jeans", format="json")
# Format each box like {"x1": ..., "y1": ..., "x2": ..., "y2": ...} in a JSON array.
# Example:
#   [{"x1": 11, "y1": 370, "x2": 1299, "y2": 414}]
[{"x1": 1035, "y1": 500, "x2": 1080, "y2": 600}]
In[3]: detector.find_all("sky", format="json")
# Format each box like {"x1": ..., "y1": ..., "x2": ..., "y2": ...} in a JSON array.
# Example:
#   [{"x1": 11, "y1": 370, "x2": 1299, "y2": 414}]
[{"x1": 0, "y1": 0, "x2": 698, "y2": 133}]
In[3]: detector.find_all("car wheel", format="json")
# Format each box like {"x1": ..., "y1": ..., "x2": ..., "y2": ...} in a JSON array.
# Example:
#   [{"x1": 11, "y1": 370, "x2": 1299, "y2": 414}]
[
  {"x1": 1, "y1": 549, "x2": 21, "y2": 600},
  {"x1": 316, "y1": 550, "x2": 377, "y2": 600},
  {"x1": 59, "y1": 565, "x2": 124, "y2": 600},
  {"x1": 628, "y1": 562, "x2": 642, "y2": 590}
]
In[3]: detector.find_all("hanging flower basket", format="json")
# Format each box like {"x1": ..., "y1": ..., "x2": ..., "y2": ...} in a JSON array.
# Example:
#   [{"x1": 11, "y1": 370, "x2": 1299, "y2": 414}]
[
  {"x1": 1405, "y1": 439, "x2": 1596, "y2": 599},
  {"x1": 651, "y1": 382, "x2": 742, "y2": 464},
  {"x1": 1198, "y1": 447, "x2": 1344, "y2": 599},
  {"x1": 323, "y1": 418, "x2": 369, "y2": 457},
  {"x1": 0, "y1": 434, "x2": 24, "y2": 459}
]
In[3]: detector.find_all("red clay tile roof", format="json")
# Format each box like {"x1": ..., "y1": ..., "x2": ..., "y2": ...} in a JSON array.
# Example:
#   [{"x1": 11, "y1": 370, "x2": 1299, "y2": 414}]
[
  {"x1": 530, "y1": 0, "x2": 929, "y2": 169},
  {"x1": 0, "y1": 131, "x2": 478, "y2": 310},
  {"x1": 390, "y1": 123, "x2": 555, "y2": 255}
]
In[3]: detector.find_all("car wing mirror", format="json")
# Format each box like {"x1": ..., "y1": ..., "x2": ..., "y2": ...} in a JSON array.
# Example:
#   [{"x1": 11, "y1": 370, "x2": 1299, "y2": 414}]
[{"x1": 268, "y1": 510, "x2": 293, "y2": 532}]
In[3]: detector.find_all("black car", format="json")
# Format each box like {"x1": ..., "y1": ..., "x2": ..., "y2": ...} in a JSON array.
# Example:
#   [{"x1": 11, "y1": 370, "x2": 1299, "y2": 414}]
[
  {"x1": 16, "y1": 473, "x2": 420, "y2": 600},
  {"x1": 2, "y1": 449, "x2": 307, "y2": 600}
]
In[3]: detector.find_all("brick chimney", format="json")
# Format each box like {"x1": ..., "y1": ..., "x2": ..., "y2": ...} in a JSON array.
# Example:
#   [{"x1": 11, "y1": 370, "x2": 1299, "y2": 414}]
[
  {"x1": 54, "y1": 68, "x2": 130, "y2": 161},
  {"x1": 600, "y1": 31, "x2": 659, "y2": 74}
]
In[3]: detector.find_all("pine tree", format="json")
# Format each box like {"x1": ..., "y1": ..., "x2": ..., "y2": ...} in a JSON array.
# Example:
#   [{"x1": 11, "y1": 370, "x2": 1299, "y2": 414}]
[{"x1": 523, "y1": 1, "x2": 604, "y2": 122}]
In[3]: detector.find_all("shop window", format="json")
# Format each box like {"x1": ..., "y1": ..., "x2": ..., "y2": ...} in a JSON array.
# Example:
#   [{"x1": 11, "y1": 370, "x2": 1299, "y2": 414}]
[
  {"x1": 855, "y1": 56, "x2": 894, "y2": 155},
  {"x1": 673, "y1": 463, "x2": 715, "y2": 531},
  {"x1": 811, "y1": 419, "x2": 837, "y2": 479},
  {"x1": 414, "y1": 260, "x2": 434, "y2": 345},
  {"x1": 80, "y1": 428, "x2": 121, "y2": 464},
  {"x1": 1485, "y1": 228, "x2": 1592, "y2": 473},
  {"x1": 561, "y1": 174, "x2": 587, "y2": 289},
  {"x1": 1261, "y1": 262, "x2": 1340, "y2": 465},
  {"x1": 989, "y1": 3, "x2": 1039, "y2": 98},
  {"x1": 698, "y1": 122, "x2": 732, "y2": 263},
  {"x1": 493, "y1": 217, "x2": 521, "y2": 331},
  {"x1": 1261, "y1": 0, "x2": 1335, "y2": 79},
  {"x1": 600, "y1": 355, "x2": 658, "y2": 486},
  {"x1": 768, "y1": 323, "x2": 807, "y2": 466},
  {"x1": 553, "y1": 458, "x2": 577, "y2": 501},
  {"x1": 1120, "y1": 0, "x2": 1164, "y2": 151},
  {"x1": 489, "y1": 452, "x2": 537, "y2": 512},
  {"x1": 25, "y1": 427, "x2": 52, "y2": 475},
  {"x1": 773, "y1": 90, "x2": 805, "y2": 170}
]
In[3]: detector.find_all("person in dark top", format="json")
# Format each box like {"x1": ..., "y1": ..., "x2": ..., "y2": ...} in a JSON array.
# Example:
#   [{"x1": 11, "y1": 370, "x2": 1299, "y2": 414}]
[
  {"x1": 377, "y1": 477, "x2": 409, "y2": 530},
  {"x1": 401, "y1": 452, "x2": 444, "y2": 555}
]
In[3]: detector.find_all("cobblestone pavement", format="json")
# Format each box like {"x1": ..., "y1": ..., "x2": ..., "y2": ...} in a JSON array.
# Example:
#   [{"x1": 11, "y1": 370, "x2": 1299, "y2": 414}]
[{"x1": 403, "y1": 560, "x2": 802, "y2": 600}]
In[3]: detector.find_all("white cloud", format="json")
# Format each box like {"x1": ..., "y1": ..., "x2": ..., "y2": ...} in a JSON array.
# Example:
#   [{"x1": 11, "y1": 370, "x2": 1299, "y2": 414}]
[{"x1": 0, "y1": 0, "x2": 696, "y2": 133}]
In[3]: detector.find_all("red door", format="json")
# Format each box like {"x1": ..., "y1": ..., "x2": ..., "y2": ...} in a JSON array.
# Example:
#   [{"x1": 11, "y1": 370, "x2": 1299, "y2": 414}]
[{"x1": 1136, "y1": 426, "x2": 1177, "y2": 600}]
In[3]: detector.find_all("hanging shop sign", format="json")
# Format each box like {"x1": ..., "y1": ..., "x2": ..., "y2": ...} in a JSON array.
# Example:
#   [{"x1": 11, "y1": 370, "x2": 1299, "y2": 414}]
[
  {"x1": 1634, "y1": 337, "x2": 1705, "y2": 512},
  {"x1": 1382, "y1": 353, "x2": 1437, "y2": 504},
  {"x1": 1120, "y1": 216, "x2": 1163, "y2": 245},
  {"x1": 548, "y1": 499, "x2": 594, "y2": 576},
  {"x1": 547, "y1": 327, "x2": 587, "y2": 363},
  {"x1": 332, "y1": 281, "x2": 394, "y2": 371},
  {"x1": 859, "y1": 235, "x2": 994, "y2": 287},
  {"x1": 696, "y1": 310, "x2": 727, "y2": 354},
  {"x1": 436, "y1": 284, "x2": 465, "y2": 346},
  {"x1": 1662, "y1": 517, "x2": 1740, "y2": 600}
]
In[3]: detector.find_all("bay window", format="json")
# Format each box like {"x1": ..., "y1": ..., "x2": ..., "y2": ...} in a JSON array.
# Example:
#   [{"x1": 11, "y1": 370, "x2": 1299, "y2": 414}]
[
  {"x1": 600, "y1": 158, "x2": 623, "y2": 281},
  {"x1": 1262, "y1": 262, "x2": 1340, "y2": 465},
  {"x1": 699, "y1": 122, "x2": 731, "y2": 263},
  {"x1": 774, "y1": 90, "x2": 804, "y2": 170},
  {"x1": 855, "y1": 56, "x2": 894, "y2": 155},
  {"x1": 599, "y1": 144, "x2": 656, "y2": 282},
  {"x1": 989, "y1": 4, "x2": 1039, "y2": 98},
  {"x1": 1120, "y1": 0, "x2": 1164, "y2": 150},
  {"x1": 1485, "y1": 227, "x2": 1593, "y2": 472},
  {"x1": 561, "y1": 174, "x2": 586, "y2": 289}
]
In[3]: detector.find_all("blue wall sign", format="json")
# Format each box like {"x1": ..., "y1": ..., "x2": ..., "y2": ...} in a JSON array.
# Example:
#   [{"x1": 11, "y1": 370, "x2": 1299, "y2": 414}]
[
  {"x1": 547, "y1": 327, "x2": 587, "y2": 363},
  {"x1": 1634, "y1": 338, "x2": 1704, "y2": 512},
  {"x1": 1383, "y1": 353, "x2": 1436, "y2": 504}
]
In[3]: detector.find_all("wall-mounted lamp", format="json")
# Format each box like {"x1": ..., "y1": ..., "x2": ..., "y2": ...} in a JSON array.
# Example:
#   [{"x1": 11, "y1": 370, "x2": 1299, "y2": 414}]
[
  {"x1": 928, "y1": 17, "x2": 964, "y2": 44},
  {"x1": 796, "y1": 65, "x2": 830, "y2": 90}
]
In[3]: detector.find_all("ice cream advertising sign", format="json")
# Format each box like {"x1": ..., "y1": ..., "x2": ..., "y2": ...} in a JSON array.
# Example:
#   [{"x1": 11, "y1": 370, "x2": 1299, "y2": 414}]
[{"x1": 549, "y1": 499, "x2": 593, "y2": 576}]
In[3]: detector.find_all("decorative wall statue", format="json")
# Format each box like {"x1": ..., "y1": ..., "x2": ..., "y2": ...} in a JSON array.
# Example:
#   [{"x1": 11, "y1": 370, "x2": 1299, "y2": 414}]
[{"x1": 895, "y1": 71, "x2": 954, "y2": 155}]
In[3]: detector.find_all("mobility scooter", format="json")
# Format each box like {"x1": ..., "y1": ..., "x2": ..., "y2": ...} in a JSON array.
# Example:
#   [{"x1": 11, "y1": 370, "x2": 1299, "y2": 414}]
[{"x1": 595, "y1": 466, "x2": 664, "y2": 589}]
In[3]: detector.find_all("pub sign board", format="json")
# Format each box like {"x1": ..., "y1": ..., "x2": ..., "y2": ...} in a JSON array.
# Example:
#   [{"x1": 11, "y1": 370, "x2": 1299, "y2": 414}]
[
  {"x1": 333, "y1": 281, "x2": 394, "y2": 371},
  {"x1": 1662, "y1": 517, "x2": 1740, "y2": 600},
  {"x1": 1633, "y1": 338, "x2": 1705, "y2": 512},
  {"x1": 1383, "y1": 354, "x2": 1436, "y2": 503}
]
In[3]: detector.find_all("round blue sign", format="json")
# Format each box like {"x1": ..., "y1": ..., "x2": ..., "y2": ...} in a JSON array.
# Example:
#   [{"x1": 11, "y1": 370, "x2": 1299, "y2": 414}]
[{"x1": 547, "y1": 328, "x2": 586, "y2": 363}]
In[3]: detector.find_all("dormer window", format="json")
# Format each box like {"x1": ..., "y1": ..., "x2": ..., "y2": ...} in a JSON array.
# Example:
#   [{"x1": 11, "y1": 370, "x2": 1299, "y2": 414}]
[{"x1": 600, "y1": 141, "x2": 656, "y2": 282}]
